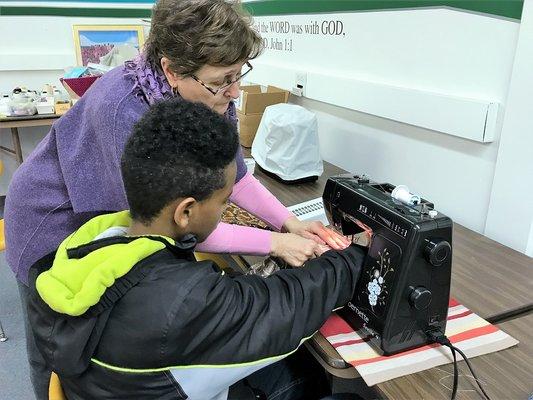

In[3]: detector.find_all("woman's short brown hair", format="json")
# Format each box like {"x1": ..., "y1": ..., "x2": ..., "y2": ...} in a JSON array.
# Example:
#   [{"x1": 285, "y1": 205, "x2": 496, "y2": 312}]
[{"x1": 145, "y1": 0, "x2": 263, "y2": 75}]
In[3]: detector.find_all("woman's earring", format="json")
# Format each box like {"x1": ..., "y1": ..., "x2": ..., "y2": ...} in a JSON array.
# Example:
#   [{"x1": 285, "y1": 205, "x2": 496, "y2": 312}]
[{"x1": 172, "y1": 86, "x2": 179, "y2": 97}]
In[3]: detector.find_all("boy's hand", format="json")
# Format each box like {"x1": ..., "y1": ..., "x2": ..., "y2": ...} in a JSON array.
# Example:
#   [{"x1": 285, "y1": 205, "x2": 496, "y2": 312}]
[
  {"x1": 282, "y1": 217, "x2": 351, "y2": 250},
  {"x1": 270, "y1": 232, "x2": 319, "y2": 267}
]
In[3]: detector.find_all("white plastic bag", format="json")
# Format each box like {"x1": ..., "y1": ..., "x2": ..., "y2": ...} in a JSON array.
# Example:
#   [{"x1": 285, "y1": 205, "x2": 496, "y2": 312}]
[{"x1": 251, "y1": 104, "x2": 323, "y2": 183}]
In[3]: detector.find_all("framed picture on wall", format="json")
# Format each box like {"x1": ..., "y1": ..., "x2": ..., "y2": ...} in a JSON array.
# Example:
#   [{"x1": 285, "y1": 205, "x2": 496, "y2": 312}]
[{"x1": 72, "y1": 25, "x2": 145, "y2": 66}]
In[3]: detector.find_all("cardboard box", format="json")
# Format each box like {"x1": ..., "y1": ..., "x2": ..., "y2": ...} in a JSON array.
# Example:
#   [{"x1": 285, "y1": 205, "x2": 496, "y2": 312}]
[
  {"x1": 236, "y1": 85, "x2": 289, "y2": 114},
  {"x1": 237, "y1": 112, "x2": 263, "y2": 147},
  {"x1": 236, "y1": 85, "x2": 289, "y2": 147},
  {"x1": 54, "y1": 101, "x2": 71, "y2": 116}
]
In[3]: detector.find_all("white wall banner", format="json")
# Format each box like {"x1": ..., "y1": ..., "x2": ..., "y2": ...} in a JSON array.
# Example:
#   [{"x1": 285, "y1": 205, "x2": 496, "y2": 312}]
[{"x1": 247, "y1": 9, "x2": 518, "y2": 142}]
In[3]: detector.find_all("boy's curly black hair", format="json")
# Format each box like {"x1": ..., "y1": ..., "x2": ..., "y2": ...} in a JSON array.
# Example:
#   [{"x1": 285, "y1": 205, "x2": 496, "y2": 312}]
[{"x1": 121, "y1": 98, "x2": 239, "y2": 224}]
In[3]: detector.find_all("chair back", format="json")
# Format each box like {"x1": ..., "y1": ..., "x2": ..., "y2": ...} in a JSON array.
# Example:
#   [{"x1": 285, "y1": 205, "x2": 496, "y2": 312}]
[
  {"x1": 0, "y1": 218, "x2": 4, "y2": 251},
  {"x1": 0, "y1": 158, "x2": 4, "y2": 251},
  {"x1": 49, "y1": 372, "x2": 66, "y2": 400}
]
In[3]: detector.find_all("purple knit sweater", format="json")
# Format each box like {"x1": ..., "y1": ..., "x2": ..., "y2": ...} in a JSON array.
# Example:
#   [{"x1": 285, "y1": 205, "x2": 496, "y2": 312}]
[{"x1": 4, "y1": 65, "x2": 247, "y2": 285}]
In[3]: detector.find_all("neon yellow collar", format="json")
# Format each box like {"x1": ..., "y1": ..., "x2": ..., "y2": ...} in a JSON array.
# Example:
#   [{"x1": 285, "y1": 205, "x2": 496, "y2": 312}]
[{"x1": 36, "y1": 211, "x2": 173, "y2": 316}]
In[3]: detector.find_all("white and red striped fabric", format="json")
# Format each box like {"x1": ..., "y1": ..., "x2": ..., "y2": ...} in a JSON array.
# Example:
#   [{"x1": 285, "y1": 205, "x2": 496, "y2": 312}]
[{"x1": 319, "y1": 299, "x2": 518, "y2": 386}]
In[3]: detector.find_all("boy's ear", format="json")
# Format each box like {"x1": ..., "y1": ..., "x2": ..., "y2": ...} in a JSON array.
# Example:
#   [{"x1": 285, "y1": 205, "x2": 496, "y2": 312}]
[{"x1": 173, "y1": 197, "x2": 197, "y2": 229}]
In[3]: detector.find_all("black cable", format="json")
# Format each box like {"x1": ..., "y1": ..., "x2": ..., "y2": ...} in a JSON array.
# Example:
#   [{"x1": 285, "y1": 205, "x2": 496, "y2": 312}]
[
  {"x1": 450, "y1": 345, "x2": 458, "y2": 400},
  {"x1": 486, "y1": 303, "x2": 533, "y2": 324},
  {"x1": 426, "y1": 330, "x2": 492, "y2": 400},
  {"x1": 450, "y1": 344, "x2": 492, "y2": 400}
]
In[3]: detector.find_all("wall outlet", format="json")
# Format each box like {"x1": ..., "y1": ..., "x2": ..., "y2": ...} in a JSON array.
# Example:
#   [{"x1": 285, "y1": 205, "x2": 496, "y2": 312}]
[
  {"x1": 295, "y1": 71, "x2": 307, "y2": 87},
  {"x1": 291, "y1": 87, "x2": 304, "y2": 96},
  {"x1": 295, "y1": 72, "x2": 307, "y2": 96}
]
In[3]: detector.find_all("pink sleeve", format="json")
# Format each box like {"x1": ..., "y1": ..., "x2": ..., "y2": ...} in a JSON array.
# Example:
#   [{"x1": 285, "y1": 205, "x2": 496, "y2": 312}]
[
  {"x1": 195, "y1": 222, "x2": 272, "y2": 255},
  {"x1": 229, "y1": 172, "x2": 294, "y2": 231}
]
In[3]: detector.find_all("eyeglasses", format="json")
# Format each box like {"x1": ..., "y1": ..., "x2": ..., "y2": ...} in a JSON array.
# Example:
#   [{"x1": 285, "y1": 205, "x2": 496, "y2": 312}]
[{"x1": 190, "y1": 62, "x2": 253, "y2": 96}]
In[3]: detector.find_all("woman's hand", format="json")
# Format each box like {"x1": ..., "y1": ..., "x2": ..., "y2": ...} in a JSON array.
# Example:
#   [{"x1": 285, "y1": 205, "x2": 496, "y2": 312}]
[
  {"x1": 270, "y1": 232, "x2": 319, "y2": 267},
  {"x1": 282, "y1": 217, "x2": 351, "y2": 250},
  {"x1": 314, "y1": 244, "x2": 332, "y2": 257}
]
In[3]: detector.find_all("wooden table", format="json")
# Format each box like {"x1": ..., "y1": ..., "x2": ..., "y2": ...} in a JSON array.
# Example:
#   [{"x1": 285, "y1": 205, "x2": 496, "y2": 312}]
[
  {"x1": 452, "y1": 224, "x2": 533, "y2": 323},
  {"x1": 240, "y1": 153, "x2": 533, "y2": 389},
  {"x1": 0, "y1": 114, "x2": 59, "y2": 164}
]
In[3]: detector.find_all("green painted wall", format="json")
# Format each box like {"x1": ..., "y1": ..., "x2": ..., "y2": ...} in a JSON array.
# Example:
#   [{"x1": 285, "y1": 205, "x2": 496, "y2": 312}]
[
  {"x1": 246, "y1": 1, "x2": 523, "y2": 20},
  {"x1": 0, "y1": 0, "x2": 524, "y2": 19},
  {"x1": 0, "y1": 6, "x2": 149, "y2": 18}
]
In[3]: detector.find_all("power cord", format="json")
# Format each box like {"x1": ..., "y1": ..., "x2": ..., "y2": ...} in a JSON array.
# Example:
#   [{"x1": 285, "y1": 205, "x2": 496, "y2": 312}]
[
  {"x1": 450, "y1": 345, "x2": 458, "y2": 400},
  {"x1": 426, "y1": 330, "x2": 492, "y2": 400}
]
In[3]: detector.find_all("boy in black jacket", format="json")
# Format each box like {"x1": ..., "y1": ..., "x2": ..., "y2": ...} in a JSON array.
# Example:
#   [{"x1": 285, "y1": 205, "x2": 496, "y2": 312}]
[{"x1": 28, "y1": 99, "x2": 365, "y2": 400}]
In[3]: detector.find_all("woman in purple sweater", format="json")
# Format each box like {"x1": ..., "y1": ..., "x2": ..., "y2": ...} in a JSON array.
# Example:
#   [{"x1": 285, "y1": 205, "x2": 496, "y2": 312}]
[{"x1": 5, "y1": 1, "x2": 348, "y2": 398}]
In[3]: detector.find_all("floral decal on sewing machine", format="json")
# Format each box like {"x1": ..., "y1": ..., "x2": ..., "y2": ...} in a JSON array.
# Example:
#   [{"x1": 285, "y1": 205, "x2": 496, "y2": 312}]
[{"x1": 358, "y1": 235, "x2": 401, "y2": 318}]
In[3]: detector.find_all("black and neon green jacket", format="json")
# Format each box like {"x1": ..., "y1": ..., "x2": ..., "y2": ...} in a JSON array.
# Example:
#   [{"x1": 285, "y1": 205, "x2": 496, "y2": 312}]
[{"x1": 28, "y1": 211, "x2": 364, "y2": 400}]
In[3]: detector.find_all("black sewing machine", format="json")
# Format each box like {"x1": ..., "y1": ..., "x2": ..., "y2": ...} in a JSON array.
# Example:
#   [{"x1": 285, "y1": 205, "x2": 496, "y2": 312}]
[{"x1": 323, "y1": 174, "x2": 452, "y2": 355}]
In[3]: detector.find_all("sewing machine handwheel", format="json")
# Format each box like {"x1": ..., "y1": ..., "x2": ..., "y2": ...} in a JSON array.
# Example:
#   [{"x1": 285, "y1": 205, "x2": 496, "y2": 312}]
[
  {"x1": 424, "y1": 239, "x2": 451, "y2": 266},
  {"x1": 409, "y1": 287, "x2": 432, "y2": 310}
]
